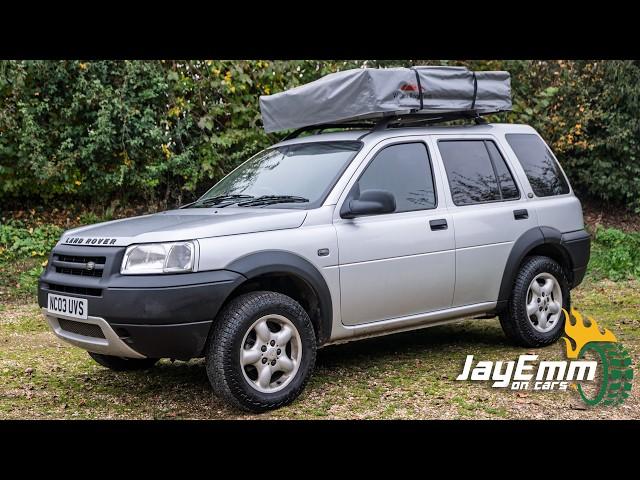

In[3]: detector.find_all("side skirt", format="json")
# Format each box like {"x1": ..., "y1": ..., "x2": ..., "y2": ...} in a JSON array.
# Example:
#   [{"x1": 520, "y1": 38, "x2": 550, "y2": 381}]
[{"x1": 324, "y1": 301, "x2": 497, "y2": 346}]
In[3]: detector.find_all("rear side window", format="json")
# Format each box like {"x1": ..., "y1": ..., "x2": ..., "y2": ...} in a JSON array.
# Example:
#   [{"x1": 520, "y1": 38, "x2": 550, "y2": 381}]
[
  {"x1": 505, "y1": 133, "x2": 570, "y2": 197},
  {"x1": 438, "y1": 140, "x2": 520, "y2": 206},
  {"x1": 357, "y1": 142, "x2": 436, "y2": 212}
]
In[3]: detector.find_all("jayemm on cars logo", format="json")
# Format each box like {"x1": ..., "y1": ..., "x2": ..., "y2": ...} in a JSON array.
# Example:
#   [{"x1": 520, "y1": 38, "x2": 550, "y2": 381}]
[
  {"x1": 457, "y1": 309, "x2": 634, "y2": 406},
  {"x1": 563, "y1": 309, "x2": 634, "y2": 406}
]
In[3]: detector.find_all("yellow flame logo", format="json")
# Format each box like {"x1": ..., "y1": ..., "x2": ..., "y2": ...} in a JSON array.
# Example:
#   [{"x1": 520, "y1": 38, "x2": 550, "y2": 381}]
[{"x1": 562, "y1": 308, "x2": 617, "y2": 359}]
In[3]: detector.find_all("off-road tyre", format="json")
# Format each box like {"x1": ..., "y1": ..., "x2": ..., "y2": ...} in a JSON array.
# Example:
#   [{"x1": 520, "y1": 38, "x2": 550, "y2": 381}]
[
  {"x1": 206, "y1": 291, "x2": 316, "y2": 412},
  {"x1": 88, "y1": 352, "x2": 158, "y2": 371},
  {"x1": 499, "y1": 255, "x2": 570, "y2": 347}
]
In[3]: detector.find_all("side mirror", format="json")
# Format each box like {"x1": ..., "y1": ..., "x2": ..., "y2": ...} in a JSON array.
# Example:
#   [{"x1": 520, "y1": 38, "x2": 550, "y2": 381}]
[{"x1": 341, "y1": 189, "x2": 396, "y2": 219}]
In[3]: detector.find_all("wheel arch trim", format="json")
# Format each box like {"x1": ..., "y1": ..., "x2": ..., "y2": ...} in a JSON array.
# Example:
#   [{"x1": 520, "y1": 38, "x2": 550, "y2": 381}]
[
  {"x1": 497, "y1": 226, "x2": 575, "y2": 306},
  {"x1": 225, "y1": 250, "x2": 333, "y2": 345}
]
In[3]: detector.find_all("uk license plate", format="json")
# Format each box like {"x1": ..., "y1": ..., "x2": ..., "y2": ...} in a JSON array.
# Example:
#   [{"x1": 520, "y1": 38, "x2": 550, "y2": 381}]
[{"x1": 47, "y1": 293, "x2": 88, "y2": 320}]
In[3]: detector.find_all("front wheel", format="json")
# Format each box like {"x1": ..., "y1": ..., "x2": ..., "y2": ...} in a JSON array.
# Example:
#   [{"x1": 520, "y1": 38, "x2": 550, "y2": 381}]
[
  {"x1": 499, "y1": 255, "x2": 570, "y2": 347},
  {"x1": 206, "y1": 291, "x2": 316, "y2": 412}
]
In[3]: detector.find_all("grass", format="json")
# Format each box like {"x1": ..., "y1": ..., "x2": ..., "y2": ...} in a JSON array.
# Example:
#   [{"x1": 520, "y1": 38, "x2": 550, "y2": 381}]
[
  {"x1": 588, "y1": 228, "x2": 640, "y2": 281},
  {"x1": 1, "y1": 277, "x2": 638, "y2": 419}
]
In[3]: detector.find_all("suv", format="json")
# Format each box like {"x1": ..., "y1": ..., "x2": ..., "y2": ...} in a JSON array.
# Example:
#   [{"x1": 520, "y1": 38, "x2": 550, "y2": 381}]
[{"x1": 38, "y1": 122, "x2": 590, "y2": 411}]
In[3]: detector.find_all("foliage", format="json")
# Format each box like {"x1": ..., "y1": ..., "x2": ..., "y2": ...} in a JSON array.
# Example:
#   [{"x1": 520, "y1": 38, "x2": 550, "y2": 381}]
[
  {"x1": 16, "y1": 264, "x2": 45, "y2": 296},
  {"x1": 589, "y1": 227, "x2": 640, "y2": 281},
  {"x1": 0, "y1": 219, "x2": 63, "y2": 261},
  {"x1": 0, "y1": 219, "x2": 62, "y2": 299},
  {"x1": 1, "y1": 60, "x2": 639, "y2": 210},
  {"x1": 502, "y1": 60, "x2": 640, "y2": 212},
  {"x1": 0, "y1": 60, "x2": 365, "y2": 206}
]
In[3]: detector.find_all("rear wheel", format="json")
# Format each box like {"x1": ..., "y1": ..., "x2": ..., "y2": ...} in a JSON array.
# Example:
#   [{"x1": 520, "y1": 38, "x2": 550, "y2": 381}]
[
  {"x1": 88, "y1": 352, "x2": 158, "y2": 371},
  {"x1": 499, "y1": 255, "x2": 570, "y2": 347}
]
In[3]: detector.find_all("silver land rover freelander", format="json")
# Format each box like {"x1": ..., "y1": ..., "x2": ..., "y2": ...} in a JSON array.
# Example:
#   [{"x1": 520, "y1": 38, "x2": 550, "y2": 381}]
[{"x1": 39, "y1": 66, "x2": 591, "y2": 411}]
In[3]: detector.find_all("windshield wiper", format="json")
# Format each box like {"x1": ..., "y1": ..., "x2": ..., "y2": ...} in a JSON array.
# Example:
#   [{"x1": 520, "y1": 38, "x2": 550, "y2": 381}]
[
  {"x1": 190, "y1": 194, "x2": 255, "y2": 208},
  {"x1": 236, "y1": 195, "x2": 309, "y2": 207}
]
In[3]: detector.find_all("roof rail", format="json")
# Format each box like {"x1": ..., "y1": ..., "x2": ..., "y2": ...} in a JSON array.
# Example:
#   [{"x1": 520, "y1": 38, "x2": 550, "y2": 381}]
[
  {"x1": 282, "y1": 122, "x2": 379, "y2": 141},
  {"x1": 281, "y1": 110, "x2": 491, "y2": 141}
]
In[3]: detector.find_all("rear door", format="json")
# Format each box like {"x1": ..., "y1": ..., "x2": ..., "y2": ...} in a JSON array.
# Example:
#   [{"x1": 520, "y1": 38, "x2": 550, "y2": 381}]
[
  {"x1": 432, "y1": 136, "x2": 538, "y2": 307},
  {"x1": 334, "y1": 137, "x2": 455, "y2": 326}
]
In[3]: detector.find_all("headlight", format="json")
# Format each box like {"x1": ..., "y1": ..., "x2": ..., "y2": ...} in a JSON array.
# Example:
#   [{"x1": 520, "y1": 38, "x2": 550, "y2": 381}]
[{"x1": 121, "y1": 241, "x2": 196, "y2": 275}]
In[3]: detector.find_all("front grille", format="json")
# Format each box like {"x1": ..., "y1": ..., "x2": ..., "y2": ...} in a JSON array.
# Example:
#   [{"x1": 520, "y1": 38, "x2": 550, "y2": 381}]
[
  {"x1": 58, "y1": 318, "x2": 105, "y2": 339},
  {"x1": 53, "y1": 254, "x2": 106, "y2": 278},
  {"x1": 48, "y1": 283, "x2": 102, "y2": 297}
]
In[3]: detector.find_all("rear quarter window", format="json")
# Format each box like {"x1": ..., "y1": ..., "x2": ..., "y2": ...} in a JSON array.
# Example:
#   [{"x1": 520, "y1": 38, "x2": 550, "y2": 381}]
[{"x1": 505, "y1": 133, "x2": 570, "y2": 197}]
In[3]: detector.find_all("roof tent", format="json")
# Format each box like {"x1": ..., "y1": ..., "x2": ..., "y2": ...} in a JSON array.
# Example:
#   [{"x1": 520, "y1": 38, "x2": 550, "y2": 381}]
[{"x1": 259, "y1": 66, "x2": 511, "y2": 133}]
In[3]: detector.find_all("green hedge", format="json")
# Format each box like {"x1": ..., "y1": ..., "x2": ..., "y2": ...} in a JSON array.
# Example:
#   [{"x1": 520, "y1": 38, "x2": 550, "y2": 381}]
[
  {"x1": 589, "y1": 227, "x2": 640, "y2": 280},
  {"x1": 0, "y1": 219, "x2": 63, "y2": 260},
  {"x1": 503, "y1": 60, "x2": 640, "y2": 211},
  {"x1": 1, "y1": 60, "x2": 639, "y2": 211}
]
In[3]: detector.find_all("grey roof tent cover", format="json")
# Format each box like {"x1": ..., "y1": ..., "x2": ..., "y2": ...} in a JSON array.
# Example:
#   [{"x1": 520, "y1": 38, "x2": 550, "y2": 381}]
[{"x1": 259, "y1": 66, "x2": 511, "y2": 133}]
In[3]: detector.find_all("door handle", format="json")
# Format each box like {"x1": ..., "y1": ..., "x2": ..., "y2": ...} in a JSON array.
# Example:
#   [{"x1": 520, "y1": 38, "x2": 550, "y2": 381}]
[
  {"x1": 429, "y1": 219, "x2": 448, "y2": 231},
  {"x1": 513, "y1": 209, "x2": 529, "y2": 220}
]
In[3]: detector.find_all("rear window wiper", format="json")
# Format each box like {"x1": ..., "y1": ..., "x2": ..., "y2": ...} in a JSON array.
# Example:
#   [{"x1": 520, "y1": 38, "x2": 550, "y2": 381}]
[
  {"x1": 236, "y1": 195, "x2": 309, "y2": 207},
  {"x1": 190, "y1": 194, "x2": 255, "y2": 208}
]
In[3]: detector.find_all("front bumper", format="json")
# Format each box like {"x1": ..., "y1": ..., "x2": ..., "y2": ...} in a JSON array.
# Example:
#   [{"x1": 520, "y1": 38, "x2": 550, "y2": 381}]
[{"x1": 38, "y1": 245, "x2": 245, "y2": 359}]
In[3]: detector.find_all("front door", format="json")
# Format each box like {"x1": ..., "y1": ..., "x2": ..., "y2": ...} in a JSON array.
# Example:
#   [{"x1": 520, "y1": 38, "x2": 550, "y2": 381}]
[{"x1": 334, "y1": 139, "x2": 456, "y2": 326}]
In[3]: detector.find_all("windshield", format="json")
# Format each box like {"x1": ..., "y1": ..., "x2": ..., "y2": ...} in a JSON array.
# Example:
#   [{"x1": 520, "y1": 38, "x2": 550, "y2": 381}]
[{"x1": 191, "y1": 141, "x2": 362, "y2": 208}]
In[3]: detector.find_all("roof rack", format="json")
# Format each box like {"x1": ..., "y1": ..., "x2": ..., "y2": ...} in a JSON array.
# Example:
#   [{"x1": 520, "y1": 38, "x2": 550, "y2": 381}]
[{"x1": 282, "y1": 110, "x2": 490, "y2": 141}]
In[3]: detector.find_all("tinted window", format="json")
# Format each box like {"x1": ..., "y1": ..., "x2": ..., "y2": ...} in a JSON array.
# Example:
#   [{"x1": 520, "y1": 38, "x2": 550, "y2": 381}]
[
  {"x1": 505, "y1": 134, "x2": 570, "y2": 197},
  {"x1": 486, "y1": 141, "x2": 520, "y2": 200},
  {"x1": 439, "y1": 140, "x2": 519, "y2": 205},
  {"x1": 357, "y1": 143, "x2": 436, "y2": 213}
]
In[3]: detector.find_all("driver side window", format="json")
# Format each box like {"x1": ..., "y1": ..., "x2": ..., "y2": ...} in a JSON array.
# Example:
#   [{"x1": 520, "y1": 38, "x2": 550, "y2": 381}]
[{"x1": 356, "y1": 142, "x2": 436, "y2": 213}]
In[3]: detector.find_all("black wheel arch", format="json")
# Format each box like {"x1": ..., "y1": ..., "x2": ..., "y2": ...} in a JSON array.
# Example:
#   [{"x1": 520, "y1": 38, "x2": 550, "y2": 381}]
[
  {"x1": 497, "y1": 226, "x2": 578, "y2": 309},
  {"x1": 224, "y1": 250, "x2": 333, "y2": 345}
]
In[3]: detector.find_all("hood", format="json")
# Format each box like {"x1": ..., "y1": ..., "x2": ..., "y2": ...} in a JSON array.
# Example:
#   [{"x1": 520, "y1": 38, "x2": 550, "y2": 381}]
[{"x1": 59, "y1": 207, "x2": 308, "y2": 247}]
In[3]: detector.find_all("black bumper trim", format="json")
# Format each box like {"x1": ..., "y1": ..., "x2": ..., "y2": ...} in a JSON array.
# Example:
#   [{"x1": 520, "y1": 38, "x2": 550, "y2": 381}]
[
  {"x1": 38, "y1": 269, "x2": 246, "y2": 358},
  {"x1": 39, "y1": 269, "x2": 245, "y2": 326},
  {"x1": 112, "y1": 320, "x2": 214, "y2": 360},
  {"x1": 561, "y1": 229, "x2": 591, "y2": 288}
]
